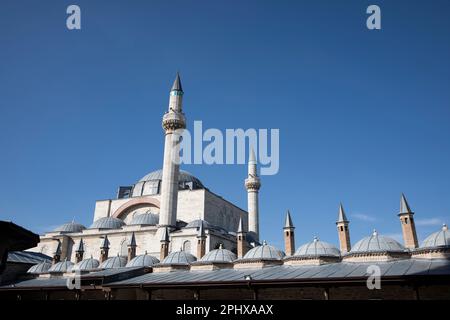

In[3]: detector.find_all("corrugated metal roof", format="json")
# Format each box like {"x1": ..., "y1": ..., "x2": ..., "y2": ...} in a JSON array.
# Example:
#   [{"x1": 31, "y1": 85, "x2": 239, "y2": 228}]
[{"x1": 7, "y1": 251, "x2": 51, "y2": 264}]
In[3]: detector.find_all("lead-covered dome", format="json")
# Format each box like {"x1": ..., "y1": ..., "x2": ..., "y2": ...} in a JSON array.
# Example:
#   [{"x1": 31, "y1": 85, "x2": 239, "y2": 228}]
[
  {"x1": 139, "y1": 169, "x2": 204, "y2": 189},
  {"x1": 72, "y1": 257, "x2": 100, "y2": 272},
  {"x1": 126, "y1": 253, "x2": 160, "y2": 267},
  {"x1": 160, "y1": 250, "x2": 197, "y2": 265},
  {"x1": 27, "y1": 261, "x2": 52, "y2": 274},
  {"x1": 422, "y1": 224, "x2": 450, "y2": 248},
  {"x1": 129, "y1": 212, "x2": 159, "y2": 226},
  {"x1": 99, "y1": 256, "x2": 127, "y2": 269},
  {"x1": 90, "y1": 217, "x2": 125, "y2": 229},
  {"x1": 350, "y1": 230, "x2": 405, "y2": 253},
  {"x1": 54, "y1": 221, "x2": 86, "y2": 233},
  {"x1": 242, "y1": 241, "x2": 284, "y2": 260},
  {"x1": 200, "y1": 246, "x2": 237, "y2": 263},
  {"x1": 48, "y1": 260, "x2": 74, "y2": 273},
  {"x1": 295, "y1": 237, "x2": 340, "y2": 257}
]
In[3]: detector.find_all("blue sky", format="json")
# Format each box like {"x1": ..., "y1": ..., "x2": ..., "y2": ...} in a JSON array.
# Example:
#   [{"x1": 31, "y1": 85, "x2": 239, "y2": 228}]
[{"x1": 0, "y1": 0, "x2": 449, "y2": 250}]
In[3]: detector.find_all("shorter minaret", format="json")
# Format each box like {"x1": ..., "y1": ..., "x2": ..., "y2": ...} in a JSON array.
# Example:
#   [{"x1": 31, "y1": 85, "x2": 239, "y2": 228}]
[
  {"x1": 99, "y1": 235, "x2": 110, "y2": 263},
  {"x1": 283, "y1": 210, "x2": 295, "y2": 256},
  {"x1": 236, "y1": 216, "x2": 248, "y2": 259},
  {"x1": 196, "y1": 222, "x2": 206, "y2": 259},
  {"x1": 127, "y1": 232, "x2": 137, "y2": 262},
  {"x1": 75, "y1": 238, "x2": 84, "y2": 263},
  {"x1": 160, "y1": 227, "x2": 170, "y2": 261},
  {"x1": 336, "y1": 203, "x2": 351, "y2": 254},
  {"x1": 52, "y1": 240, "x2": 62, "y2": 265},
  {"x1": 398, "y1": 193, "x2": 419, "y2": 249},
  {"x1": 245, "y1": 149, "x2": 261, "y2": 242}
]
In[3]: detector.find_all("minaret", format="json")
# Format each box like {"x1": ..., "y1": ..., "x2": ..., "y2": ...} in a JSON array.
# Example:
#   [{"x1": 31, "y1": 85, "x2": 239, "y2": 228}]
[
  {"x1": 127, "y1": 232, "x2": 137, "y2": 262},
  {"x1": 52, "y1": 240, "x2": 62, "y2": 265},
  {"x1": 336, "y1": 203, "x2": 351, "y2": 254},
  {"x1": 236, "y1": 216, "x2": 248, "y2": 259},
  {"x1": 398, "y1": 193, "x2": 419, "y2": 249},
  {"x1": 196, "y1": 222, "x2": 206, "y2": 259},
  {"x1": 75, "y1": 238, "x2": 84, "y2": 263},
  {"x1": 283, "y1": 210, "x2": 295, "y2": 256},
  {"x1": 159, "y1": 73, "x2": 186, "y2": 228},
  {"x1": 245, "y1": 149, "x2": 261, "y2": 241},
  {"x1": 99, "y1": 235, "x2": 110, "y2": 263},
  {"x1": 160, "y1": 227, "x2": 170, "y2": 261}
]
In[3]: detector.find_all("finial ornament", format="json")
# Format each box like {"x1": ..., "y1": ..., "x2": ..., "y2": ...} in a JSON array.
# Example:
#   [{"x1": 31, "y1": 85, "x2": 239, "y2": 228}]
[
  {"x1": 263, "y1": 240, "x2": 267, "y2": 245},
  {"x1": 372, "y1": 229, "x2": 378, "y2": 236},
  {"x1": 443, "y1": 224, "x2": 448, "y2": 231},
  {"x1": 219, "y1": 243, "x2": 223, "y2": 249}
]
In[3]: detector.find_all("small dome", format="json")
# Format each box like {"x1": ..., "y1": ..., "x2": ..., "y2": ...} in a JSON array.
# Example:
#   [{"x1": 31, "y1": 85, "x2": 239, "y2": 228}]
[
  {"x1": 185, "y1": 219, "x2": 213, "y2": 229},
  {"x1": 242, "y1": 241, "x2": 283, "y2": 260},
  {"x1": 126, "y1": 253, "x2": 160, "y2": 267},
  {"x1": 72, "y1": 257, "x2": 100, "y2": 272},
  {"x1": 295, "y1": 237, "x2": 340, "y2": 257},
  {"x1": 27, "y1": 261, "x2": 52, "y2": 274},
  {"x1": 200, "y1": 246, "x2": 237, "y2": 263},
  {"x1": 161, "y1": 250, "x2": 197, "y2": 265},
  {"x1": 99, "y1": 256, "x2": 127, "y2": 269},
  {"x1": 351, "y1": 230, "x2": 405, "y2": 253},
  {"x1": 54, "y1": 221, "x2": 86, "y2": 233},
  {"x1": 422, "y1": 224, "x2": 450, "y2": 248},
  {"x1": 48, "y1": 260, "x2": 74, "y2": 273},
  {"x1": 139, "y1": 169, "x2": 204, "y2": 189},
  {"x1": 129, "y1": 213, "x2": 159, "y2": 226},
  {"x1": 90, "y1": 217, "x2": 125, "y2": 229}
]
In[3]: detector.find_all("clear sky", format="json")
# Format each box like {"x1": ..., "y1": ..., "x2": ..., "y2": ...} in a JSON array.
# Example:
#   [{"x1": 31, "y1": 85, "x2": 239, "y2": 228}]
[{"x1": 1, "y1": 0, "x2": 449, "y2": 250}]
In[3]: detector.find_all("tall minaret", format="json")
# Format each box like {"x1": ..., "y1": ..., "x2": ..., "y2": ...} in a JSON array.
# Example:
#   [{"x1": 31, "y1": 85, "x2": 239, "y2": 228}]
[
  {"x1": 283, "y1": 210, "x2": 295, "y2": 256},
  {"x1": 159, "y1": 73, "x2": 186, "y2": 228},
  {"x1": 336, "y1": 203, "x2": 351, "y2": 254},
  {"x1": 245, "y1": 149, "x2": 261, "y2": 241},
  {"x1": 398, "y1": 193, "x2": 419, "y2": 249}
]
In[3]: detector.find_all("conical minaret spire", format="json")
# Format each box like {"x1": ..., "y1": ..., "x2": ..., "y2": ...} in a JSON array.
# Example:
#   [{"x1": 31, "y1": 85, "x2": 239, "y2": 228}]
[
  {"x1": 159, "y1": 73, "x2": 186, "y2": 228},
  {"x1": 283, "y1": 210, "x2": 295, "y2": 256},
  {"x1": 236, "y1": 215, "x2": 247, "y2": 259},
  {"x1": 336, "y1": 203, "x2": 351, "y2": 254},
  {"x1": 397, "y1": 193, "x2": 418, "y2": 249},
  {"x1": 245, "y1": 148, "x2": 261, "y2": 242}
]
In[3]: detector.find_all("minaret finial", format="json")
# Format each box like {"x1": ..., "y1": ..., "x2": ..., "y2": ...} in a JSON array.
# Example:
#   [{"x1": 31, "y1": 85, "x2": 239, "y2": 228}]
[
  {"x1": 284, "y1": 210, "x2": 294, "y2": 229},
  {"x1": 399, "y1": 193, "x2": 413, "y2": 214},
  {"x1": 337, "y1": 203, "x2": 348, "y2": 223},
  {"x1": 171, "y1": 72, "x2": 183, "y2": 92}
]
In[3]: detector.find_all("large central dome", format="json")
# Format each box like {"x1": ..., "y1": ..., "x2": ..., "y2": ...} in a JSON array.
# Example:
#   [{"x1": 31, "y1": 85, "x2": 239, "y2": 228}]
[{"x1": 138, "y1": 169, "x2": 204, "y2": 188}]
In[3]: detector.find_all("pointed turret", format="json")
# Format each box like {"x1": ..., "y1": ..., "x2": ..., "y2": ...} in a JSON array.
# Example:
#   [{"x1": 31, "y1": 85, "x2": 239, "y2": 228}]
[
  {"x1": 171, "y1": 72, "x2": 183, "y2": 92},
  {"x1": 99, "y1": 235, "x2": 109, "y2": 263},
  {"x1": 336, "y1": 203, "x2": 351, "y2": 254},
  {"x1": 397, "y1": 193, "x2": 418, "y2": 249},
  {"x1": 52, "y1": 240, "x2": 62, "y2": 265},
  {"x1": 283, "y1": 210, "x2": 295, "y2": 256},
  {"x1": 284, "y1": 210, "x2": 294, "y2": 229},
  {"x1": 75, "y1": 238, "x2": 84, "y2": 263},
  {"x1": 127, "y1": 232, "x2": 137, "y2": 262},
  {"x1": 399, "y1": 193, "x2": 412, "y2": 214},
  {"x1": 237, "y1": 215, "x2": 247, "y2": 259},
  {"x1": 337, "y1": 203, "x2": 348, "y2": 223},
  {"x1": 160, "y1": 227, "x2": 170, "y2": 260},
  {"x1": 196, "y1": 222, "x2": 207, "y2": 259}
]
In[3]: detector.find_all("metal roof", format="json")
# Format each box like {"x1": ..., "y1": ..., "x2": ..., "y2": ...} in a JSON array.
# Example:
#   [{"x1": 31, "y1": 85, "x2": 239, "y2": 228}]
[
  {"x1": 161, "y1": 250, "x2": 197, "y2": 265},
  {"x1": 242, "y1": 241, "x2": 283, "y2": 260},
  {"x1": 138, "y1": 169, "x2": 204, "y2": 188},
  {"x1": 108, "y1": 258, "x2": 450, "y2": 287},
  {"x1": 126, "y1": 254, "x2": 160, "y2": 267},
  {"x1": 7, "y1": 251, "x2": 51, "y2": 264},
  {"x1": 422, "y1": 224, "x2": 450, "y2": 248},
  {"x1": 99, "y1": 256, "x2": 127, "y2": 269},
  {"x1": 350, "y1": 230, "x2": 405, "y2": 253},
  {"x1": 129, "y1": 213, "x2": 159, "y2": 226},
  {"x1": 294, "y1": 237, "x2": 340, "y2": 257},
  {"x1": 90, "y1": 217, "x2": 125, "y2": 229},
  {"x1": 54, "y1": 221, "x2": 86, "y2": 233},
  {"x1": 200, "y1": 247, "x2": 236, "y2": 263}
]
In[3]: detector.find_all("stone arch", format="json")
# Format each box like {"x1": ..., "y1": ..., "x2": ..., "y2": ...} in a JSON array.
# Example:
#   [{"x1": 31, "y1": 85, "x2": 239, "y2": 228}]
[
  {"x1": 112, "y1": 197, "x2": 160, "y2": 220},
  {"x1": 183, "y1": 240, "x2": 192, "y2": 254}
]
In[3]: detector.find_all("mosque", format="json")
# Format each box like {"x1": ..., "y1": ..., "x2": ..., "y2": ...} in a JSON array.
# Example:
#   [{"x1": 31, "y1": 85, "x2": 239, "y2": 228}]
[{"x1": 0, "y1": 74, "x2": 449, "y2": 300}]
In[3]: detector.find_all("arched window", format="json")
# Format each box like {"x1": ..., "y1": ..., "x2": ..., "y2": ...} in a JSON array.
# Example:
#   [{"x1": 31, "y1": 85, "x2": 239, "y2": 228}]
[{"x1": 183, "y1": 240, "x2": 191, "y2": 254}]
